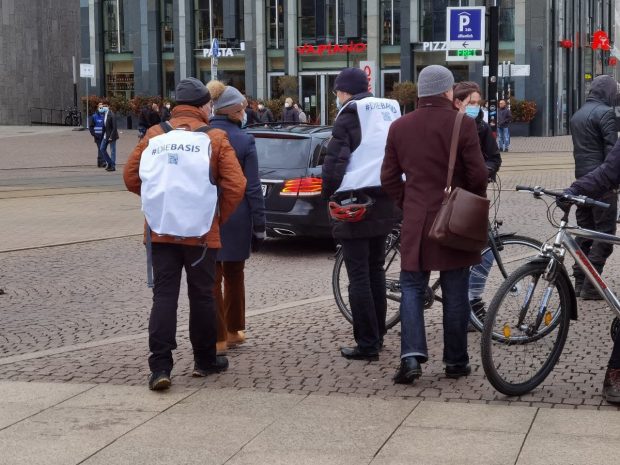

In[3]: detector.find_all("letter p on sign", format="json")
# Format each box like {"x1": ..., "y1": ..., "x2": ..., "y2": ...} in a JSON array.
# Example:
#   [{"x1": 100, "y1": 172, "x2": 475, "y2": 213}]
[{"x1": 459, "y1": 13, "x2": 470, "y2": 31}]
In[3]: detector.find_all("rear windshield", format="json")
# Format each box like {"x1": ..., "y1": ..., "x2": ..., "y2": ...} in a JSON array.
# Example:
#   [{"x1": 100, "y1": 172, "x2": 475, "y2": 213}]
[{"x1": 253, "y1": 135, "x2": 312, "y2": 169}]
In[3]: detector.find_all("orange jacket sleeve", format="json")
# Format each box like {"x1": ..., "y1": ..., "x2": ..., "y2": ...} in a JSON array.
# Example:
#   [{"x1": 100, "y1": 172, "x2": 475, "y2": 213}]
[{"x1": 123, "y1": 137, "x2": 150, "y2": 196}]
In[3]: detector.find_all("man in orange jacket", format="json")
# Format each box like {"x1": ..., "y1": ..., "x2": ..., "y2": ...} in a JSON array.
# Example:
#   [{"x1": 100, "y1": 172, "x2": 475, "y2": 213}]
[{"x1": 124, "y1": 77, "x2": 246, "y2": 391}]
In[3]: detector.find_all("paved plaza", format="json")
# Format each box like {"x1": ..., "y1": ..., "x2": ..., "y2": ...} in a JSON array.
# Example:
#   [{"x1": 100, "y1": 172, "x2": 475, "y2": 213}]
[{"x1": 1, "y1": 126, "x2": 619, "y2": 463}]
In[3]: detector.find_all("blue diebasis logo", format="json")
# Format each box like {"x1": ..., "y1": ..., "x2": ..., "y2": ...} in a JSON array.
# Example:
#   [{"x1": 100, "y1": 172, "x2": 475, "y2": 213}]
[{"x1": 450, "y1": 9, "x2": 482, "y2": 41}]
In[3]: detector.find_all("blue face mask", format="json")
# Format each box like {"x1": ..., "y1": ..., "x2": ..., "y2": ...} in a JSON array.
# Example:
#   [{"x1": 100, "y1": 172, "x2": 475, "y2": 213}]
[
  {"x1": 336, "y1": 96, "x2": 342, "y2": 111},
  {"x1": 465, "y1": 105, "x2": 480, "y2": 119},
  {"x1": 98, "y1": 107, "x2": 105, "y2": 113}
]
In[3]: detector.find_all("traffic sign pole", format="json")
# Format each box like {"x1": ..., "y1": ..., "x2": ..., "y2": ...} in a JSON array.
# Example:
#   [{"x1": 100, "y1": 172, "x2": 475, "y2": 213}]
[{"x1": 487, "y1": 1, "x2": 499, "y2": 135}]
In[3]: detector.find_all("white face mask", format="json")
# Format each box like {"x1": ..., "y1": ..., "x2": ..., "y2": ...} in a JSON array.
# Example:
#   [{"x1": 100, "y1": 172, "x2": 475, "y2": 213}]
[
  {"x1": 285, "y1": 102, "x2": 291, "y2": 108},
  {"x1": 258, "y1": 104, "x2": 264, "y2": 111},
  {"x1": 335, "y1": 96, "x2": 342, "y2": 110},
  {"x1": 165, "y1": 104, "x2": 170, "y2": 109}
]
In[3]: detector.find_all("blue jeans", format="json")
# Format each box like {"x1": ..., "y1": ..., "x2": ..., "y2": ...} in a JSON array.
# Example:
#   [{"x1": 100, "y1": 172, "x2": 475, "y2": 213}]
[
  {"x1": 400, "y1": 267, "x2": 471, "y2": 366},
  {"x1": 100, "y1": 139, "x2": 116, "y2": 167},
  {"x1": 498, "y1": 127, "x2": 510, "y2": 150},
  {"x1": 469, "y1": 250, "x2": 494, "y2": 300}
]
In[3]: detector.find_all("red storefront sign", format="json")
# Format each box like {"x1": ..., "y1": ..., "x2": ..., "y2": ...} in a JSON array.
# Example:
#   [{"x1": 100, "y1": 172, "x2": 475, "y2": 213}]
[
  {"x1": 591, "y1": 30, "x2": 611, "y2": 50},
  {"x1": 297, "y1": 42, "x2": 368, "y2": 56}
]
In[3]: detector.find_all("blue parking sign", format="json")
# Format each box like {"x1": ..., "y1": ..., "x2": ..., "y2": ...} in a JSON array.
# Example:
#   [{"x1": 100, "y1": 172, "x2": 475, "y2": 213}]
[{"x1": 450, "y1": 8, "x2": 482, "y2": 41}]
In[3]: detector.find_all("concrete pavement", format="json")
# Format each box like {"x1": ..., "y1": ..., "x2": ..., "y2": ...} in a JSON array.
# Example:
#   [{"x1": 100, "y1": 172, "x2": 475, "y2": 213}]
[
  {"x1": 1, "y1": 126, "x2": 619, "y2": 463},
  {"x1": 2, "y1": 381, "x2": 620, "y2": 465}
]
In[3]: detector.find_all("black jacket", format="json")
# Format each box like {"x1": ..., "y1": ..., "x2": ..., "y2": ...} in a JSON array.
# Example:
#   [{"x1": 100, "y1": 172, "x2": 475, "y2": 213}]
[
  {"x1": 321, "y1": 92, "x2": 400, "y2": 239},
  {"x1": 570, "y1": 79, "x2": 618, "y2": 179},
  {"x1": 103, "y1": 111, "x2": 119, "y2": 141},
  {"x1": 281, "y1": 106, "x2": 299, "y2": 123},
  {"x1": 571, "y1": 139, "x2": 620, "y2": 199},
  {"x1": 257, "y1": 108, "x2": 274, "y2": 123},
  {"x1": 475, "y1": 111, "x2": 502, "y2": 179}
]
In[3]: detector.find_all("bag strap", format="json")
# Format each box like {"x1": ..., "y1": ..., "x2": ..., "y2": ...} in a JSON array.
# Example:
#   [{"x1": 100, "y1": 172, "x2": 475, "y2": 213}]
[
  {"x1": 444, "y1": 112, "x2": 465, "y2": 191},
  {"x1": 159, "y1": 121, "x2": 173, "y2": 133}
]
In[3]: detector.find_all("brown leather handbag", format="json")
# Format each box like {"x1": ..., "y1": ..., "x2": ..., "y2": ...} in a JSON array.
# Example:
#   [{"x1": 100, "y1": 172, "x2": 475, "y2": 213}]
[{"x1": 428, "y1": 112, "x2": 489, "y2": 252}]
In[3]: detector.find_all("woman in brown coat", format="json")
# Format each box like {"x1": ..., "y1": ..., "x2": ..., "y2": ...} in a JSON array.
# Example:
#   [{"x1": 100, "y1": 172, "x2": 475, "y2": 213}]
[{"x1": 381, "y1": 65, "x2": 488, "y2": 384}]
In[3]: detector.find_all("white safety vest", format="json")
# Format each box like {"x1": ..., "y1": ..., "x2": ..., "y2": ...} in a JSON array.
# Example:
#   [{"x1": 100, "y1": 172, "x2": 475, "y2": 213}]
[
  {"x1": 139, "y1": 126, "x2": 218, "y2": 238},
  {"x1": 335, "y1": 97, "x2": 401, "y2": 193}
]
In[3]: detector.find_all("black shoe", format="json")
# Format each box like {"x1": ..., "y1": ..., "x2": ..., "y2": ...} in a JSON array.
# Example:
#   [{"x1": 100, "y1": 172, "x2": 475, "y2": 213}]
[
  {"x1": 105, "y1": 166, "x2": 116, "y2": 172},
  {"x1": 340, "y1": 346, "x2": 379, "y2": 361},
  {"x1": 603, "y1": 368, "x2": 620, "y2": 404},
  {"x1": 574, "y1": 278, "x2": 584, "y2": 296},
  {"x1": 148, "y1": 371, "x2": 171, "y2": 391},
  {"x1": 393, "y1": 356, "x2": 422, "y2": 384},
  {"x1": 504, "y1": 147, "x2": 509, "y2": 152},
  {"x1": 445, "y1": 364, "x2": 471, "y2": 379},
  {"x1": 192, "y1": 356, "x2": 229, "y2": 377},
  {"x1": 97, "y1": 162, "x2": 105, "y2": 168},
  {"x1": 580, "y1": 285, "x2": 604, "y2": 300}
]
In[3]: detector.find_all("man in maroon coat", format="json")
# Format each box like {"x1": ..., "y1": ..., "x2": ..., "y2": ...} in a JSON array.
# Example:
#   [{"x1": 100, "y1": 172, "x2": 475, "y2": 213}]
[{"x1": 381, "y1": 65, "x2": 488, "y2": 384}]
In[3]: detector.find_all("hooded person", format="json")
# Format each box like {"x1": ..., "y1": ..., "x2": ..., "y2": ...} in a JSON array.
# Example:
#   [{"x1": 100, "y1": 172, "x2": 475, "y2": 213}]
[
  {"x1": 568, "y1": 74, "x2": 619, "y2": 300},
  {"x1": 206, "y1": 80, "x2": 266, "y2": 354}
]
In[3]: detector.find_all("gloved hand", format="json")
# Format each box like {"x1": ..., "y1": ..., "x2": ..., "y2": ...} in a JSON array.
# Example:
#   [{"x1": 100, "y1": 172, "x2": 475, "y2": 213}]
[
  {"x1": 251, "y1": 228, "x2": 266, "y2": 253},
  {"x1": 557, "y1": 188, "x2": 576, "y2": 213}
]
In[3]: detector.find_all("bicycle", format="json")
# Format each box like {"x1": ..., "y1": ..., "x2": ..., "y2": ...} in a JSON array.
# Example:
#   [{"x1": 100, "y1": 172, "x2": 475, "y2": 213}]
[
  {"x1": 64, "y1": 106, "x2": 82, "y2": 127},
  {"x1": 480, "y1": 185, "x2": 620, "y2": 396},
  {"x1": 332, "y1": 178, "x2": 542, "y2": 331}
]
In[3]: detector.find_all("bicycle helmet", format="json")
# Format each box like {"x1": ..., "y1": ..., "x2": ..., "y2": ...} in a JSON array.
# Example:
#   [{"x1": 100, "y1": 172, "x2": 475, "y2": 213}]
[{"x1": 328, "y1": 192, "x2": 375, "y2": 222}]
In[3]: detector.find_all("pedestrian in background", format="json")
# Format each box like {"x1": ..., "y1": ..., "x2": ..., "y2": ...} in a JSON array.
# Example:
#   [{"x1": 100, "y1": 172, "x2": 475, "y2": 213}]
[
  {"x1": 381, "y1": 65, "x2": 488, "y2": 384},
  {"x1": 244, "y1": 96, "x2": 260, "y2": 126},
  {"x1": 160, "y1": 101, "x2": 171, "y2": 122},
  {"x1": 124, "y1": 77, "x2": 246, "y2": 391},
  {"x1": 207, "y1": 80, "x2": 266, "y2": 354},
  {"x1": 100, "y1": 103, "x2": 119, "y2": 172},
  {"x1": 497, "y1": 99, "x2": 512, "y2": 152},
  {"x1": 294, "y1": 103, "x2": 307, "y2": 123},
  {"x1": 282, "y1": 97, "x2": 299, "y2": 123},
  {"x1": 322, "y1": 67, "x2": 401, "y2": 361},
  {"x1": 256, "y1": 100, "x2": 274, "y2": 123},
  {"x1": 569, "y1": 74, "x2": 618, "y2": 300},
  {"x1": 89, "y1": 101, "x2": 107, "y2": 168}
]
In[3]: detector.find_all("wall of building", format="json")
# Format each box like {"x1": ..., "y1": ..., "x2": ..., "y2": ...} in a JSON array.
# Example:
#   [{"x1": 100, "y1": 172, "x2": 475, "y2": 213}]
[{"x1": 0, "y1": 0, "x2": 81, "y2": 125}]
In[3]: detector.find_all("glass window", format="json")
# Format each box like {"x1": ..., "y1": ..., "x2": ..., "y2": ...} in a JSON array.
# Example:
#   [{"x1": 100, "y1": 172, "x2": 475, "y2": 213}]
[
  {"x1": 499, "y1": 0, "x2": 515, "y2": 42},
  {"x1": 161, "y1": 0, "x2": 174, "y2": 52},
  {"x1": 102, "y1": 0, "x2": 131, "y2": 53},
  {"x1": 194, "y1": 0, "x2": 243, "y2": 49},
  {"x1": 266, "y1": 0, "x2": 284, "y2": 49},
  {"x1": 105, "y1": 62, "x2": 134, "y2": 99},
  {"x1": 299, "y1": 0, "x2": 366, "y2": 45},
  {"x1": 381, "y1": 0, "x2": 400, "y2": 45},
  {"x1": 253, "y1": 136, "x2": 312, "y2": 169},
  {"x1": 419, "y1": 0, "x2": 460, "y2": 43}
]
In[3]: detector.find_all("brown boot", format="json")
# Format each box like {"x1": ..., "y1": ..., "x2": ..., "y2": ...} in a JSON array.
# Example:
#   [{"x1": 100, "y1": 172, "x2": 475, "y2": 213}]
[
  {"x1": 603, "y1": 368, "x2": 620, "y2": 404},
  {"x1": 227, "y1": 331, "x2": 246, "y2": 345}
]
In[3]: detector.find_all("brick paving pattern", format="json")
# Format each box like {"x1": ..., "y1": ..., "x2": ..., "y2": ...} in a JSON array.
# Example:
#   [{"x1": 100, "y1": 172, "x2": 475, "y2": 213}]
[{"x1": 1, "y1": 126, "x2": 618, "y2": 411}]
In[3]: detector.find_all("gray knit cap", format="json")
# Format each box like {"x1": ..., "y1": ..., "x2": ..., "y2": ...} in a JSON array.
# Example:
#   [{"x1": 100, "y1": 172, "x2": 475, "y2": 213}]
[
  {"x1": 213, "y1": 86, "x2": 246, "y2": 112},
  {"x1": 175, "y1": 78, "x2": 211, "y2": 106},
  {"x1": 417, "y1": 65, "x2": 455, "y2": 98}
]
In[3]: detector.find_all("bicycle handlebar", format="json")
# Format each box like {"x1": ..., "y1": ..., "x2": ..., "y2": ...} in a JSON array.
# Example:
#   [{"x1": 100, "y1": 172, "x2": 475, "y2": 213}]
[{"x1": 515, "y1": 185, "x2": 610, "y2": 209}]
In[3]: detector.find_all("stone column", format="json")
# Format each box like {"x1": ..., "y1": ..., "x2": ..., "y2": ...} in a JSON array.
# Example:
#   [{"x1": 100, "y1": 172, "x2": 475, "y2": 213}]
[
  {"x1": 367, "y1": 0, "x2": 380, "y2": 94},
  {"x1": 132, "y1": 0, "x2": 162, "y2": 96},
  {"x1": 284, "y1": 0, "x2": 298, "y2": 76},
  {"x1": 174, "y1": 0, "x2": 194, "y2": 84}
]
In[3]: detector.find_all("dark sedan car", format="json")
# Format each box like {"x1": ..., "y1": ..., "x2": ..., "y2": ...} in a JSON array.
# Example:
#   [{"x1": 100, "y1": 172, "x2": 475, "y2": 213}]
[{"x1": 247, "y1": 124, "x2": 333, "y2": 238}]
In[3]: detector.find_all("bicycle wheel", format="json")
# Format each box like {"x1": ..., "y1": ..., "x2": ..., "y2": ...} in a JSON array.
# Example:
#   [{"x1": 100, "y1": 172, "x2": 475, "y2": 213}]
[
  {"x1": 332, "y1": 238, "x2": 401, "y2": 330},
  {"x1": 481, "y1": 261, "x2": 572, "y2": 396},
  {"x1": 611, "y1": 317, "x2": 620, "y2": 342},
  {"x1": 468, "y1": 235, "x2": 542, "y2": 332}
]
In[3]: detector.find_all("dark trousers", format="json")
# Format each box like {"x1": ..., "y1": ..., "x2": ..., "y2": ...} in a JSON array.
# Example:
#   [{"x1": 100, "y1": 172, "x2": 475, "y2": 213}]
[
  {"x1": 214, "y1": 261, "x2": 246, "y2": 343},
  {"x1": 340, "y1": 236, "x2": 387, "y2": 352},
  {"x1": 573, "y1": 190, "x2": 618, "y2": 281},
  {"x1": 611, "y1": 335, "x2": 620, "y2": 369},
  {"x1": 148, "y1": 243, "x2": 218, "y2": 373},
  {"x1": 94, "y1": 137, "x2": 105, "y2": 165}
]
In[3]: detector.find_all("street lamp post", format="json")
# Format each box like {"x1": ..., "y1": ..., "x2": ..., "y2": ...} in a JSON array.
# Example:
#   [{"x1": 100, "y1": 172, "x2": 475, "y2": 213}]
[{"x1": 488, "y1": 0, "x2": 499, "y2": 135}]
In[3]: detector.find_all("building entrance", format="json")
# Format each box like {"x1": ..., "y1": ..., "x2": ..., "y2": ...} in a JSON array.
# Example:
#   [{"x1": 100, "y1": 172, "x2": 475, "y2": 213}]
[{"x1": 299, "y1": 72, "x2": 339, "y2": 125}]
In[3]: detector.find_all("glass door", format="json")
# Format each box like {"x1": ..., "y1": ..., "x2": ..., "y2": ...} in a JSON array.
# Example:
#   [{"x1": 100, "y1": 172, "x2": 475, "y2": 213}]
[{"x1": 300, "y1": 73, "x2": 340, "y2": 125}]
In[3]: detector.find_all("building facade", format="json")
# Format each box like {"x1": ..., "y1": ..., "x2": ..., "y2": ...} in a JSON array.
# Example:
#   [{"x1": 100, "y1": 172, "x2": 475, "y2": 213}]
[
  {"x1": 0, "y1": 1, "x2": 81, "y2": 125},
  {"x1": 79, "y1": 0, "x2": 616, "y2": 136}
]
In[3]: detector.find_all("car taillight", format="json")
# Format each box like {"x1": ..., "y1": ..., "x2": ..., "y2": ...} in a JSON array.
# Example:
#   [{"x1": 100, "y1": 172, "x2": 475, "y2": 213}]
[{"x1": 280, "y1": 177, "x2": 322, "y2": 196}]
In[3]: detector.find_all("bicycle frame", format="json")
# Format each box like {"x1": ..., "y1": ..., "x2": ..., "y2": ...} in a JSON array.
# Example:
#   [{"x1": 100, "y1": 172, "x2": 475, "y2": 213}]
[{"x1": 545, "y1": 220, "x2": 620, "y2": 321}]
